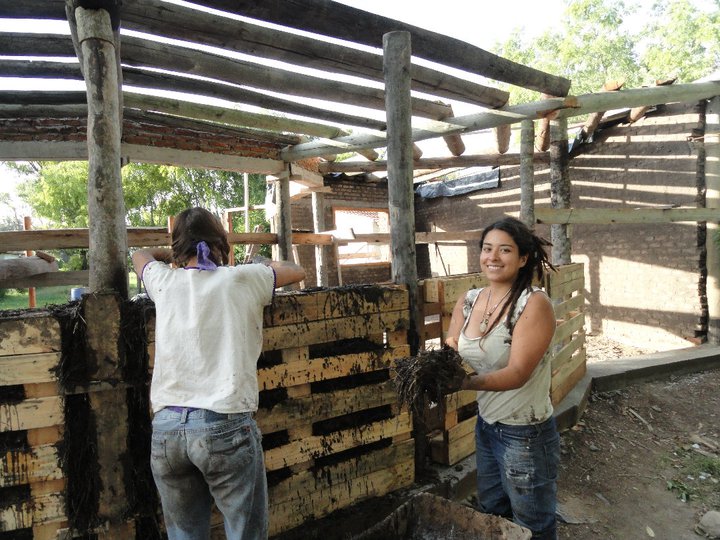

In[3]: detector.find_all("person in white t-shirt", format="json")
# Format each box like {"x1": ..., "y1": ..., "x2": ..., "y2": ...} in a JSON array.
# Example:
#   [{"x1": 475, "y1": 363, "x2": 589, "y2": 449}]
[
  {"x1": 445, "y1": 217, "x2": 559, "y2": 540},
  {"x1": 132, "y1": 207, "x2": 305, "y2": 540}
]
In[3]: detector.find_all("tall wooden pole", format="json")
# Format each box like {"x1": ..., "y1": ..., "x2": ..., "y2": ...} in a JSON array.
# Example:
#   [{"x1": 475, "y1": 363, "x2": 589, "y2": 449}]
[
  {"x1": 312, "y1": 191, "x2": 329, "y2": 287},
  {"x1": 550, "y1": 116, "x2": 571, "y2": 264},
  {"x1": 384, "y1": 30, "x2": 419, "y2": 355},
  {"x1": 706, "y1": 96, "x2": 720, "y2": 344},
  {"x1": 74, "y1": 2, "x2": 128, "y2": 298},
  {"x1": 275, "y1": 167, "x2": 292, "y2": 262},
  {"x1": 519, "y1": 119, "x2": 536, "y2": 227}
]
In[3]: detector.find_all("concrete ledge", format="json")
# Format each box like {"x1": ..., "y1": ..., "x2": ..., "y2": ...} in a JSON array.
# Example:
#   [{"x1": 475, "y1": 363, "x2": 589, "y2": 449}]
[{"x1": 554, "y1": 343, "x2": 720, "y2": 430}]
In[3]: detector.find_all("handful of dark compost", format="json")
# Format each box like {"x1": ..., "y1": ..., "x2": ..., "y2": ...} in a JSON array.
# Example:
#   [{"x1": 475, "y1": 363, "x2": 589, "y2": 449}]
[{"x1": 394, "y1": 345, "x2": 468, "y2": 414}]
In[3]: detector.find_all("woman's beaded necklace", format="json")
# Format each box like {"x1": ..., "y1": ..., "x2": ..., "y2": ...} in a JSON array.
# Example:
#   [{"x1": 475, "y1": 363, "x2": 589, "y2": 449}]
[{"x1": 478, "y1": 287, "x2": 511, "y2": 334}]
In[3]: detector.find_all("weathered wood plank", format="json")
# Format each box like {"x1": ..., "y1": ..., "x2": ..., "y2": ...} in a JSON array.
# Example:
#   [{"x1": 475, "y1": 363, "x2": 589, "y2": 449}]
[
  {"x1": 0, "y1": 353, "x2": 60, "y2": 386},
  {"x1": 552, "y1": 347, "x2": 587, "y2": 388},
  {"x1": 0, "y1": 270, "x2": 88, "y2": 289},
  {"x1": 552, "y1": 294, "x2": 585, "y2": 320},
  {"x1": 0, "y1": 491, "x2": 65, "y2": 530},
  {"x1": 548, "y1": 277, "x2": 584, "y2": 300},
  {"x1": 256, "y1": 380, "x2": 397, "y2": 434},
  {"x1": 536, "y1": 207, "x2": 720, "y2": 225},
  {"x1": 0, "y1": 317, "x2": 61, "y2": 356},
  {"x1": 551, "y1": 332, "x2": 586, "y2": 375},
  {"x1": 262, "y1": 310, "x2": 408, "y2": 350},
  {"x1": 551, "y1": 311, "x2": 584, "y2": 346},
  {"x1": 551, "y1": 359, "x2": 587, "y2": 405},
  {"x1": 264, "y1": 286, "x2": 408, "y2": 327},
  {"x1": 268, "y1": 458, "x2": 415, "y2": 536},
  {"x1": 0, "y1": 444, "x2": 62, "y2": 488},
  {"x1": 263, "y1": 413, "x2": 412, "y2": 471},
  {"x1": 268, "y1": 439, "x2": 414, "y2": 505},
  {"x1": 0, "y1": 396, "x2": 63, "y2": 433},
  {"x1": 258, "y1": 346, "x2": 408, "y2": 391}
]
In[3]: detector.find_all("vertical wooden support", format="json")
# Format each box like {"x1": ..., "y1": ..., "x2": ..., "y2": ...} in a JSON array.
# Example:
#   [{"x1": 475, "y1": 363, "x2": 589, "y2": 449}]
[
  {"x1": 706, "y1": 96, "x2": 720, "y2": 344},
  {"x1": 495, "y1": 124, "x2": 511, "y2": 154},
  {"x1": 550, "y1": 116, "x2": 571, "y2": 265},
  {"x1": 83, "y1": 293, "x2": 134, "y2": 538},
  {"x1": 244, "y1": 172, "x2": 250, "y2": 232},
  {"x1": 72, "y1": 2, "x2": 128, "y2": 298},
  {"x1": 312, "y1": 191, "x2": 329, "y2": 287},
  {"x1": 276, "y1": 167, "x2": 293, "y2": 262},
  {"x1": 384, "y1": 30, "x2": 420, "y2": 355},
  {"x1": 23, "y1": 216, "x2": 36, "y2": 308},
  {"x1": 519, "y1": 119, "x2": 535, "y2": 228}
]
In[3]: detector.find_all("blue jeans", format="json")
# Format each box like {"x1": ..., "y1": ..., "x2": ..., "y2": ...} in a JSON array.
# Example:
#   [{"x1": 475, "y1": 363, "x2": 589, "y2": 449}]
[
  {"x1": 151, "y1": 408, "x2": 268, "y2": 540},
  {"x1": 475, "y1": 414, "x2": 560, "y2": 540}
]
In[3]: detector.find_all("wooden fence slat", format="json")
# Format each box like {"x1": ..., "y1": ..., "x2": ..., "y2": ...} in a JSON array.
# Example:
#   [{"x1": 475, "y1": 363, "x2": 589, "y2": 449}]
[
  {"x1": 551, "y1": 311, "x2": 584, "y2": 346},
  {"x1": 0, "y1": 353, "x2": 60, "y2": 386},
  {"x1": 0, "y1": 491, "x2": 65, "y2": 530},
  {"x1": 552, "y1": 294, "x2": 584, "y2": 320}
]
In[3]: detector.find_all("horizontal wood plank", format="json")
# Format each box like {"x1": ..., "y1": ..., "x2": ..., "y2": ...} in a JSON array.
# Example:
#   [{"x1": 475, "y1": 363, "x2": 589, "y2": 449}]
[
  {"x1": 268, "y1": 458, "x2": 414, "y2": 536},
  {"x1": 551, "y1": 312, "x2": 585, "y2": 346},
  {"x1": 256, "y1": 380, "x2": 397, "y2": 434},
  {"x1": 0, "y1": 491, "x2": 65, "y2": 530},
  {"x1": 258, "y1": 346, "x2": 408, "y2": 390},
  {"x1": 552, "y1": 294, "x2": 585, "y2": 320},
  {"x1": 263, "y1": 310, "x2": 408, "y2": 350},
  {"x1": 263, "y1": 413, "x2": 411, "y2": 471},
  {"x1": 0, "y1": 396, "x2": 63, "y2": 433},
  {"x1": 0, "y1": 316, "x2": 61, "y2": 356},
  {"x1": 0, "y1": 352, "x2": 60, "y2": 386},
  {"x1": 268, "y1": 438, "x2": 414, "y2": 504},
  {"x1": 536, "y1": 207, "x2": 720, "y2": 225},
  {"x1": 0, "y1": 444, "x2": 62, "y2": 488}
]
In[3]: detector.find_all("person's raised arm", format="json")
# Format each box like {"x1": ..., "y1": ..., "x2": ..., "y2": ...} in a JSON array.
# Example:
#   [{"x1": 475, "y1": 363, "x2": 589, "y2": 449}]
[
  {"x1": 445, "y1": 293, "x2": 467, "y2": 350},
  {"x1": 268, "y1": 259, "x2": 306, "y2": 287},
  {"x1": 461, "y1": 291, "x2": 555, "y2": 391},
  {"x1": 132, "y1": 248, "x2": 172, "y2": 281}
]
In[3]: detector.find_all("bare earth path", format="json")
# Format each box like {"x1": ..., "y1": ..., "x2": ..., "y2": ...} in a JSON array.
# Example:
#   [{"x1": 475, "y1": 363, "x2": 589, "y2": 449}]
[{"x1": 557, "y1": 336, "x2": 720, "y2": 540}]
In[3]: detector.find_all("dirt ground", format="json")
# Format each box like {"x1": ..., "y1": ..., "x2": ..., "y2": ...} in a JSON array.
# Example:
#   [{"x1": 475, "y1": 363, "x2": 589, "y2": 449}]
[
  {"x1": 556, "y1": 335, "x2": 720, "y2": 540},
  {"x1": 274, "y1": 335, "x2": 720, "y2": 540}
]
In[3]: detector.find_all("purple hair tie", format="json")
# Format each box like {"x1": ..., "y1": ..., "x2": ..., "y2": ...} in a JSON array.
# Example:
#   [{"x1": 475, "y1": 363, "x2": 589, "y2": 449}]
[{"x1": 195, "y1": 241, "x2": 218, "y2": 270}]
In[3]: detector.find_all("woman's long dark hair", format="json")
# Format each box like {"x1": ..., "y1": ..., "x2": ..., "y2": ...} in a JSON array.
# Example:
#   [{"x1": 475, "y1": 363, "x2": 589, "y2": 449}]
[
  {"x1": 171, "y1": 207, "x2": 230, "y2": 267},
  {"x1": 480, "y1": 217, "x2": 555, "y2": 336}
]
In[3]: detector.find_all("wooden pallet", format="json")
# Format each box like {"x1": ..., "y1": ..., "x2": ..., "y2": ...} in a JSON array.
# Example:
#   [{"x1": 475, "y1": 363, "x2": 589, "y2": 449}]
[
  {"x1": 427, "y1": 389, "x2": 477, "y2": 466},
  {"x1": 257, "y1": 285, "x2": 414, "y2": 536},
  {"x1": 0, "y1": 314, "x2": 68, "y2": 539}
]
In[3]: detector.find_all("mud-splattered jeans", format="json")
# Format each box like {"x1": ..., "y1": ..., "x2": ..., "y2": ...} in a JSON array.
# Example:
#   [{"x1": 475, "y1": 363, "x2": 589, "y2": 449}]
[
  {"x1": 475, "y1": 414, "x2": 560, "y2": 540},
  {"x1": 151, "y1": 407, "x2": 268, "y2": 540}
]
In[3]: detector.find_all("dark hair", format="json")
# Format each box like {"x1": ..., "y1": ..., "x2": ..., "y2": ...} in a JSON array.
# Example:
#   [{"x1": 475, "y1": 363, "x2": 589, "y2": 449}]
[
  {"x1": 171, "y1": 207, "x2": 230, "y2": 267},
  {"x1": 480, "y1": 216, "x2": 555, "y2": 335}
]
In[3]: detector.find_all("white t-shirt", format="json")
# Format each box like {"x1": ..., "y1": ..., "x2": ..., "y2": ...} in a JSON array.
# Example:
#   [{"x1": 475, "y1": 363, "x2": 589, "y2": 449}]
[
  {"x1": 143, "y1": 261, "x2": 275, "y2": 414},
  {"x1": 458, "y1": 286, "x2": 554, "y2": 425}
]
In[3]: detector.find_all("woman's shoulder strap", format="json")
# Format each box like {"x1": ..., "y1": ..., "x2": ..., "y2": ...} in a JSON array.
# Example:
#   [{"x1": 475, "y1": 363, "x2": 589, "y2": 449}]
[{"x1": 462, "y1": 288, "x2": 482, "y2": 319}]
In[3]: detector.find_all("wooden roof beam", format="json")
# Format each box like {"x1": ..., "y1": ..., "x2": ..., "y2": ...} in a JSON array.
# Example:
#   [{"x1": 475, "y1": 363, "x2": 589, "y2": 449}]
[
  {"x1": 283, "y1": 81, "x2": 720, "y2": 161},
  {"x1": 204, "y1": 0, "x2": 571, "y2": 96},
  {"x1": 318, "y1": 153, "x2": 551, "y2": 174},
  {"x1": 120, "y1": 0, "x2": 509, "y2": 109}
]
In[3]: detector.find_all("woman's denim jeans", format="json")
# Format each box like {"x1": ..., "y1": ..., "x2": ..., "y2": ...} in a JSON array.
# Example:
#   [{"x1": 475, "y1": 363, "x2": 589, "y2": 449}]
[
  {"x1": 475, "y1": 414, "x2": 560, "y2": 540},
  {"x1": 151, "y1": 408, "x2": 268, "y2": 540}
]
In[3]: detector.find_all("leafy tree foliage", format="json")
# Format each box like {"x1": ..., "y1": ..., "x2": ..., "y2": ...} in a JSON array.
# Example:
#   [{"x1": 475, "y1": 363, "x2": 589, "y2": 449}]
[{"x1": 493, "y1": 0, "x2": 719, "y2": 104}]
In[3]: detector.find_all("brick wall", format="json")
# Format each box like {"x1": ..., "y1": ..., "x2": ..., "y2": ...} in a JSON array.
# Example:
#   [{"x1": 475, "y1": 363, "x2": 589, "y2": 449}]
[{"x1": 416, "y1": 101, "x2": 706, "y2": 350}]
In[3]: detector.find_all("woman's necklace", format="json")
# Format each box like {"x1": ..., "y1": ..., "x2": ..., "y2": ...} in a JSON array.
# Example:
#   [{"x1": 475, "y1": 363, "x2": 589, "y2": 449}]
[{"x1": 478, "y1": 288, "x2": 511, "y2": 334}]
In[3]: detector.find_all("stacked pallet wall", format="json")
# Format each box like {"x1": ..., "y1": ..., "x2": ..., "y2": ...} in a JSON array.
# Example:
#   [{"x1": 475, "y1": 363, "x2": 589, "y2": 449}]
[
  {"x1": 0, "y1": 314, "x2": 67, "y2": 539},
  {"x1": 420, "y1": 265, "x2": 586, "y2": 465},
  {"x1": 145, "y1": 285, "x2": 415, "y2": 538}
]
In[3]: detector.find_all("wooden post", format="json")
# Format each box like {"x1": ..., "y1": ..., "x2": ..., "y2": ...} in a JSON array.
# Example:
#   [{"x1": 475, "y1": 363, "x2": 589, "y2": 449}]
[
  {"x1": 244, "y1": 173, "x2": 250, "y2": 232},
  {"x1": 23, "y1": 216, "x2": 36, "y2": 308},
  {"x1": 706, "y1": 96, "x2": 720, "y2": 344},
  {"x1": 73, "y1": 2, "x2": 128, "y2": 298},
  {"x1": 276, "y1": 167, "x2": 293, "y2": 262},
  {"x1": 225, "y1": 211, "x2": 235, "y2": 265},
  {"x1": 495, "y1": 124, "x2": 511, "y2": 154},
  {"x1": 384, "y1": 31, "x2": 419, "y2": 355},
  {"x1": 519, "y1": 119, "x2": 535, "y2": 228},
  {"x1": 312, "y1": 191, "x2": 329, "y2": 287},
  {"x1": 549, "y1": 116, "x2": 571, "y2": 265}
]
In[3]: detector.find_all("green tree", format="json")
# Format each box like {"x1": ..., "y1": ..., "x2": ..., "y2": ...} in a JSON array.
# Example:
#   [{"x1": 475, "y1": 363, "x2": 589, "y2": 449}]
[
  {"x1": 493, "y1": 0, "x2": 719, "y2": 105},
  {"x1": 641, "y1": 0, "x2": 720, "y2": 82}
]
